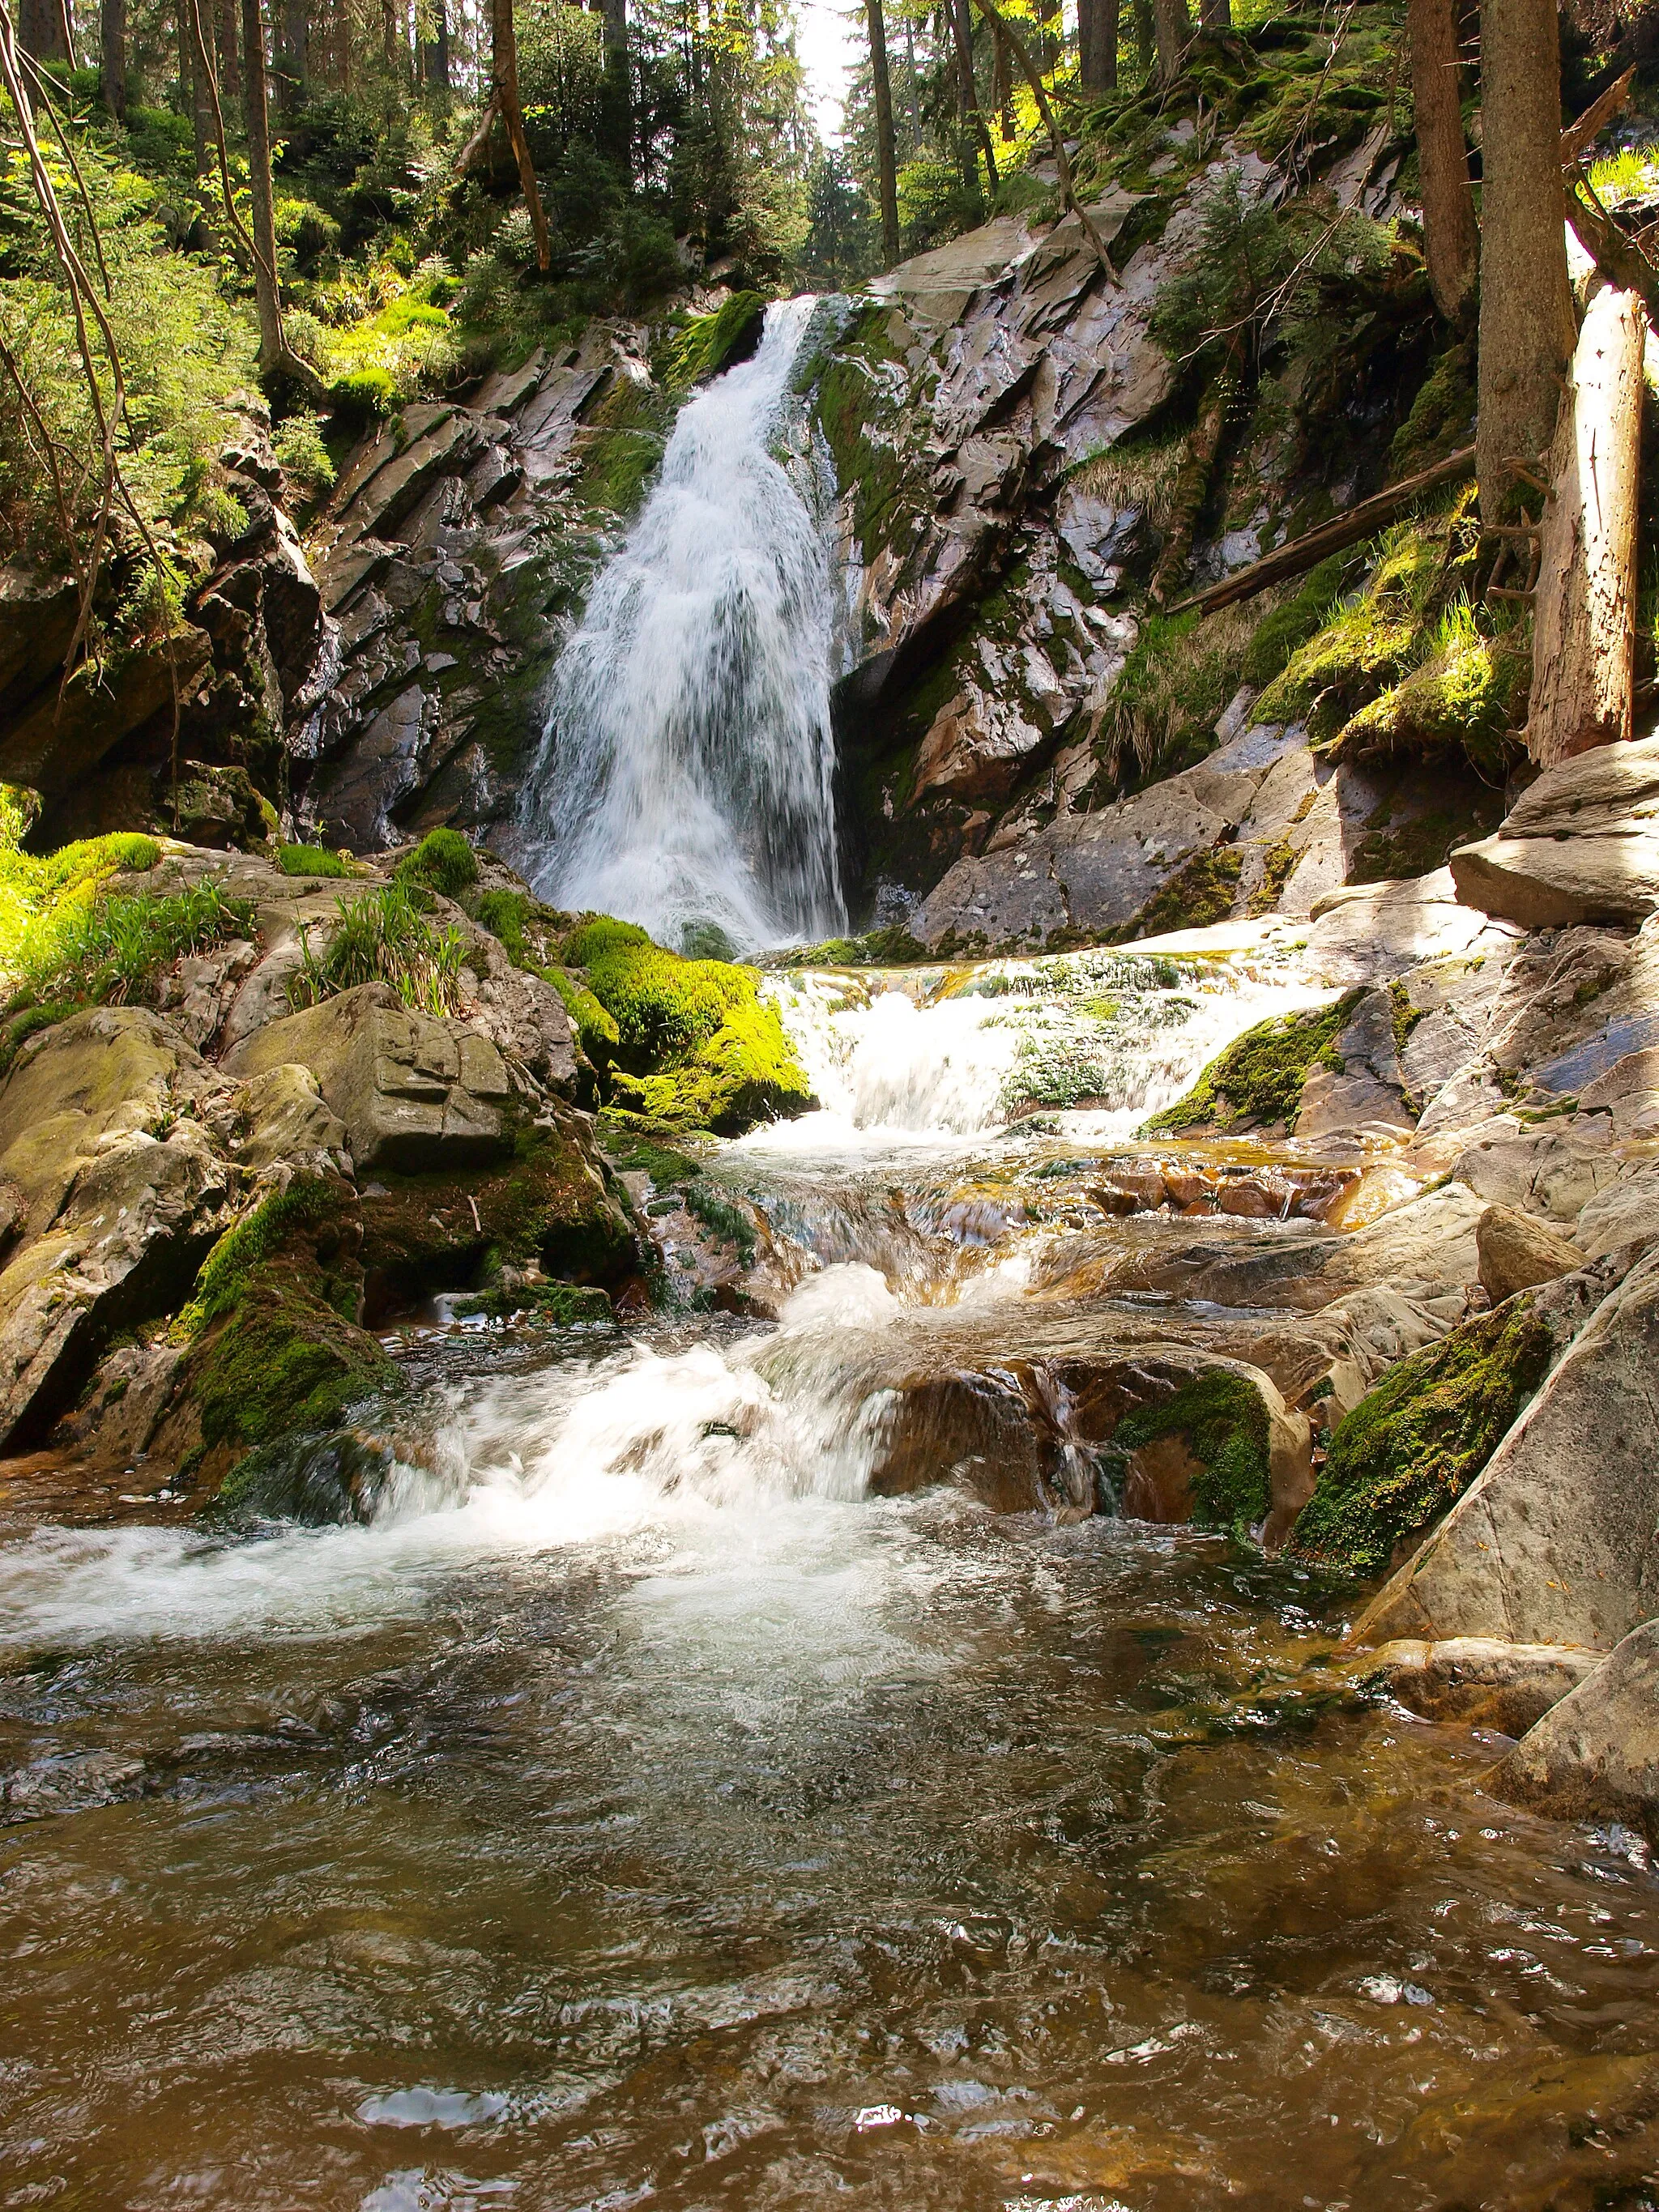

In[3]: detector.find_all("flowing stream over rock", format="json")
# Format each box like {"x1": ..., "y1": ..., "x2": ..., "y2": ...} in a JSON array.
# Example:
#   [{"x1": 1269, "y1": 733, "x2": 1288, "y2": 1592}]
[
  {"x1": 518, "y1": 296, "x2": 844, "y2": 951},
  {"x1": 6, "y1": 947, "x2": 1659, "y2": 2206}
]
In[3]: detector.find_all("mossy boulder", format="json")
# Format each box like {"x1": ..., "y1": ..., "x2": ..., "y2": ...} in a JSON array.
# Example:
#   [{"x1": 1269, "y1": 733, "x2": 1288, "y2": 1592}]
[
  {"x1": 1143, "y1": 990, "x2": 1364, "y2": 1136},
  {"x1": 1290, "y1": 1299, "x2": 1555, "y2": 1578},
  {"x1": 560, "y1": 915, "x2": 815, "y2": 1136},
  {"x1": 165, "y1": 1172, "x2": 399, "y2": 1486},
  {"x1": 1111, "y1": 1367, "x2": 1274, "y2": 1538}
]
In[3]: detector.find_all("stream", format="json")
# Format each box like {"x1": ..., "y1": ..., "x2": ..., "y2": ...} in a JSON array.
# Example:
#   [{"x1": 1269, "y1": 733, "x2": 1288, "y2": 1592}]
[{"x1": 5, "y1": 305, "x2": 1659, "y2": 2210}]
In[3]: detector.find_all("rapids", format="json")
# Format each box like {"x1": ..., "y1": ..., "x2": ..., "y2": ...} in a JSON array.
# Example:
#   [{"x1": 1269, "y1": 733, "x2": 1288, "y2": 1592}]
[{"x1": 6, "y1": 956, "x2": 1659, "y2": 2208}]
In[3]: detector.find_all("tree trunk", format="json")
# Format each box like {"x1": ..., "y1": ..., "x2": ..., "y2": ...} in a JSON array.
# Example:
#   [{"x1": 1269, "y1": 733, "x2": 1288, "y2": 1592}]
[
  {"x1": 379, "y1": 0, "x2": 394, "y2": 67},
  {"x1": 280, "y1": 0, "x2": 305, "y2": 107},
  {"x1": 425, "y1": 0, "x2": 448, "y2": 85},
  {"x1": 490, "y1": 0, "x2": 549, "y2": 268},
  {"x1": 1476, "y1": 0, "x2": 1577, "y2": 522},
  {"x1": 600, "y1": 0, "x2": 629, "y2": 173},
  {"x1": 186, "y1": 19, "x2": 215, "y2": 172},
  {"x1": 1152, "y1": 0, "x2": 1189, "y2": 82},
  {"x1": 1132, "y1": 0, "x2": 1153, "y2": 75},
  {"x1": 217, "y1": 0, "x2": 238, "y2": 97},
  {"x1": 18, "y1": 0, "x2": 67, "y2": 62},
  {"x1": 952, "y1": 0, "x2": 996, "y2": 190},
  {"x1": 241, "y1": 0, "x2": 285, "y2": 371},
  {"x1": 865, "y1": 0, "x2": 900, "y2": 265},
  {"x1": 1408, "y1": 0, "x2": 1478, "y2": 322},
  {"x1": 1079, "y1": 0, "x2": 1117, "y2": 91},
  {"x1": 1199, "y1": 0, "x2": 1229, "y2": 31},
  {"x1": 100, "y1": 0, "x2": 126, "y2": 114},
  {"x1": 1526, "y1": 284, "x2": 1646, "y2": 766}
]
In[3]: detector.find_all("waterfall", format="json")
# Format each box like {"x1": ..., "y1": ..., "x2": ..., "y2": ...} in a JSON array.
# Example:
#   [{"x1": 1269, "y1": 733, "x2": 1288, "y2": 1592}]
[{"x1": 518, "y1": 296, "x2": 845, "y2": 953}]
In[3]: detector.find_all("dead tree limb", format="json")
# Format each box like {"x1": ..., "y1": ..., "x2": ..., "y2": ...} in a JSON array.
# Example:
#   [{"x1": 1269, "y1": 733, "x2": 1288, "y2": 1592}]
[
  {"x1": 1526, "y1": 283, "x2": 1645, "y2": 765},
  {"x1": 1162, "y1": 444, "x2": 1476, "y2": 617},
  {"x1": 1561, "y1": 65, "x2": 1634, "y2": 166},
  {"x1": 968, "y1": 0, "x2": 1117, "y2": 283}
]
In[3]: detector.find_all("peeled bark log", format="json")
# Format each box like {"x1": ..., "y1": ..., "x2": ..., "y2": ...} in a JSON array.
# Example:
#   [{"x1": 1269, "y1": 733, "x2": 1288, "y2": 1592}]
[
  {"x1": 1526, "y1": 285, "x2": 1646, "y2": 769},
  {"x1": 1408, "y1": 0, "x2": 1478, "y2": 322}
]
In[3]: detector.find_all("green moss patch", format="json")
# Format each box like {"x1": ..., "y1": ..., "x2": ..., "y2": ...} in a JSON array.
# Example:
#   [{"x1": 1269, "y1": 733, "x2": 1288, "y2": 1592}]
[
  {"x1": 666, "y1": 291, "x2": 767, "y2": 389},
  {"x1": 277, "y1": 843, "x2": 356, "y2": 877},
  {"x1": 1144, "y1": 990, "x2": 1363, "y2": 1135},
  {"x1": 1291, "y1": 1302, "x2": 1555, "y2": 1576},
  {"x1": 1116, "y1": 842, "x2": 1243, "y2": 941},
  {"x1": 1115, "y1": 1369, "x2": 1273, "y2": 1538},
  {"x1": 395, "y1": 826, "x2": 479, "y2": 900}
]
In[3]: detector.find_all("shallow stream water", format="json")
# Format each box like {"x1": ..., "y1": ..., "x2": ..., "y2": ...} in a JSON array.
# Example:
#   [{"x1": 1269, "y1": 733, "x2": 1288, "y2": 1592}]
[{"x1": 6, "y1": 962, "x2": 1659, "y2": 2209}]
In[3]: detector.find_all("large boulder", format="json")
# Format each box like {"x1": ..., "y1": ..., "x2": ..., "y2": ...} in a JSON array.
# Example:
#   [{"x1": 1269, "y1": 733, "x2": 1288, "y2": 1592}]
[
  {"x1": 1476, "y1": 1204, "x2": 1586, "y2": 1305},
  {"x1": 224, "y1": 983, "x2": 516, "y2": 1173},
  {"x1": 1450, "y1": 731, "x2": 1659, "y2": 927},
  {"x1": 0, "y1": 1010, "x2": 236, "y2": 1448},
  {"x1": 1492, "y1": 1622, "x2": 1659, "y2": 1837},
  {"x1": 1356, "y1": 1248, "x2": 1659, "y2": 1648}
]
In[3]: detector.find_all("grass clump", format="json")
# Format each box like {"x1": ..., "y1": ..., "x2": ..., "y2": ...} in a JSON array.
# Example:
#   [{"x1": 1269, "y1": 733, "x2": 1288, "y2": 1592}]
[
  {"x1": 395, "y1": 827, "x2": 480, "y2": 901},
  {"x1": 277, "y1": 842, "x2": 356, "y2": 877},
  {"x1": 1090, "y1": 601, "x2": 1259, "y2": 796},
  {"x1": 1115, "y1": 1369, "x2": 1273, "y2": 1539},
  {"x1": 1331, "y1": 599, "x2": 1529, "y2": 776},
  {"x1": 1291, "y1": 1303, "x2": 1555, "y2": 1575},
  {"x1": 1143, "y1": 989, "x2": 1363, "y2": 1134},
  {"x1": 290, "y1": 879, "x2": 467, "y2": 1016}
]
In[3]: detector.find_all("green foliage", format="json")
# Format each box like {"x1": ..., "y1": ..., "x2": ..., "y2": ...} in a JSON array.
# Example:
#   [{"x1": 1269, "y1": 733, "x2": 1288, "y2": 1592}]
[
  {"x1": 585, "y1": 941, "x2": 748, "y2": 1062},
  {"x1": 1115, "y1": 1370, "x2": 1273, "y2": 1538},
  {"x1": 1333, "y1": 599, "x2": 1529, "y2": 775},
  {"x1": 1091, "y1": 599, "x2": 1260, "y2": 795},
  {"x1": 290, "y1": 879, "x2": 466, "y2": 1016},
  {"x1": 276, "y1": 842, "x2": 355, "y2": 877},
  {"x1": 271, "y1": 412, "x2": 338, "y2": 501},
  {"x1": 1144, "y1": 990, "x2": 1364, "y2": 1134},
  {"x1": 396, "y1": 825, "x2": 480, "y2": 900},
  {"x1": 1292, "y1": 1305, "x2": 1555, "y2": 1575}
]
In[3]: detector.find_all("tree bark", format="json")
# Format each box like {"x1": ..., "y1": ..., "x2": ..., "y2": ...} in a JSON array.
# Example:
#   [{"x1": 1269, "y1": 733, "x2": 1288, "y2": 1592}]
[
  {"x1": 100, "y1": 0, "x2": 126, "y2": 114},
  {"x1": 488, "y1": 0, "x2": 549, "y2": 269},
  {"x1": 186, "y1": 18, "x2": 215, "y2": 173},
  {"x1": 600, "y1": 0, "x2": 629, "y2": 173},
  {"x1": 1408, "y1": 0, "x2": 1478, "y2": 322},
  {"x1": 1132, "y1": 0, "x2": 1153, "y2": 75},
  {"x1": 280, "y1": 0, "x2": 306, "y2": 107},
  {"x1": 17, "y1": 0, "x2": 67, "y2": 59},
  {"x1": 865, "y1": 0, "x2": 900, "y2": 266},
  {"x1": 241, "y1": 0, "x2": 285, "y2": 371},
  {"x1": 1476, "y1": 0, "x2": 1577, "y2": 522},
  {"x1": 424, "y1": 0, "x2": 448, "y2": 85},
  {"x1": 1199, "y1": 0, "x2": 1229, "y2": 31},
  {"x1": 217, "y1": 0, "x2": 238, "y2": 97},
  {"x1": 1079, "y1": 0, "x2": 1117, "y2": 91},
  {"x1": 1526, "y1": 284, "x2": 1646, "y2": 766},
  {"x1": 1152, "y1": 0, "x2": 1189, "y2": 83}
]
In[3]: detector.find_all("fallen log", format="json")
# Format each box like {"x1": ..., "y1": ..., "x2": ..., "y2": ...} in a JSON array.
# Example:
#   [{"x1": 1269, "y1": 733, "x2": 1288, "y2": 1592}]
[
  {"x1": 1161, "y1": 445, "x2": 1476, "y2": 620},
  {"x1": 1526, "y1": 283, "x2": 1646, "y2": 768}
]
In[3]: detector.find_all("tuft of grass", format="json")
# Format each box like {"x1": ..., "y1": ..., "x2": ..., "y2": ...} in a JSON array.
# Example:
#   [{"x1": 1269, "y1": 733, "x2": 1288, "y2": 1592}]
[
  {"x1": 395, "y1": 827, "x2": 480, "y2": 901},
  {"x1": 277, "y1": 843, "x2": 356, "y2": 877},
  {"x1": 290, "y1": 879, "x2": 467, "y2": 1016}
]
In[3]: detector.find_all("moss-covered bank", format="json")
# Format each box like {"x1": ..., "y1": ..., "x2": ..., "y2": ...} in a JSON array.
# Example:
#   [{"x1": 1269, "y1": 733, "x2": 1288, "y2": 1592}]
[{"x1": 1144, "y1": 991, "x2": 1363, "y2": 1136}]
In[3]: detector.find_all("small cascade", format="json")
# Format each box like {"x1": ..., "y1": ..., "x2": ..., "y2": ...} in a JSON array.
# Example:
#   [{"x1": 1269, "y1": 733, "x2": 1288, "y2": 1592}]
[
  {"x1": 750, "y1": 954, "x2": 1334, "y2": 1149},
  {"x1": 518, "y1": 296, "x2": 844, "y2": 952}
]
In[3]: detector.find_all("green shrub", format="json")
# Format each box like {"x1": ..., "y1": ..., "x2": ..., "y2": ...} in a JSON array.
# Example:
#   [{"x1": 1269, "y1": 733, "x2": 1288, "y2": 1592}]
[
  {"x1": 330, "y1": 365, "x2": 399, "y2": 419},
  {"x1": 271, "y1": 413, "x2": 338, "y2": 502},
  {"x1": 276, "y1": 842, "x2": 355, "y2": 877},
  {"x1": 290, "y1": 880, "x2": 467, "y2": 1016},
  {"x1": 1292, "y1": 1304, "x2": 1555, "y2": 1575},
  {"x1": 1143, "y1": 990, "x2": 1363, "y2": 1134},
  {"x1": 396, "y1": 826, "x2": 480, "y2": 900}
]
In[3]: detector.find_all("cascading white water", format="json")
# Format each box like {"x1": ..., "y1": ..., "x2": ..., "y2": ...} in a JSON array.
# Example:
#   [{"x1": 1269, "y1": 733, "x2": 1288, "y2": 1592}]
[{"x1": 519, "y1": 296, "x2": 844, "y2": 952}]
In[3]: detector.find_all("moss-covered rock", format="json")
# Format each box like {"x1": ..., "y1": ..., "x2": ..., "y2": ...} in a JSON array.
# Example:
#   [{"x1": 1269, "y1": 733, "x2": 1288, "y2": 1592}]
[
  {"x1": 170, "y1": 1173, "x2": 398, "y2": 1472},
  {"x1": 1143, "y1": 990, "x2": 1364, "y2": 1135},
  {"x1": 1112, "y1": 1369, "x2": 1273, "y2": 1537},
  {"x1": 666, "y1": 291, "x2": 767, "y2": 389},
  {"x1": 1290, "y1": 1301, "x2": 1555, "y2": 1576}
]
